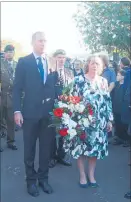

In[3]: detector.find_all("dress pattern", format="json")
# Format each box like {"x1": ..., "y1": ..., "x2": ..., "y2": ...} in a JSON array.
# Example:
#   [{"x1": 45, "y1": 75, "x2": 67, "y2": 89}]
[{"x1": 63, "y1": 75, "x2": 113, "y2": 159}]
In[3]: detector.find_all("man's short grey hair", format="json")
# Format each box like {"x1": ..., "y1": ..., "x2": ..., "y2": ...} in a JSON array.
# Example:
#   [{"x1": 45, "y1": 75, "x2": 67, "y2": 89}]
[{"x1": 32, "y1": 31, "x2": 45, "y2": 42}]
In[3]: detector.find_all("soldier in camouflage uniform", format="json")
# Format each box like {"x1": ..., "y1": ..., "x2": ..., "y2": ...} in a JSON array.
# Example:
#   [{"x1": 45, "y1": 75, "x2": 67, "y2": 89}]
[
  {"x1": 0, "y1": 79, "x2": 4, "y2": 152},
  {"x1": 1, "y1": 45, "x2": 18, "y2": 150}
]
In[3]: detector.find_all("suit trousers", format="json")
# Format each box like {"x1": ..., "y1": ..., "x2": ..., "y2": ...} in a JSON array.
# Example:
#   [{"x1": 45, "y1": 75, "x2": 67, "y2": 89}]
[
  {"x1": 23, "y1": 117, "x2": 54, "y2": 184},
  {"x1": 57, "y1": 136, "x2": 66, "y2": 159},
  {"x1": 50, "y1": 134, "x2": 66, "y2": 160},
  {"x1": 114, "y1": 113, "x2": 129, "y2": 141}
]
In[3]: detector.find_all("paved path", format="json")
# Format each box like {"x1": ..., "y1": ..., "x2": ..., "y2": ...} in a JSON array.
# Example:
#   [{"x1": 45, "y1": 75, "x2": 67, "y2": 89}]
[{"x1": 1, "y1": 130, "x2": 130, "y2": 202}]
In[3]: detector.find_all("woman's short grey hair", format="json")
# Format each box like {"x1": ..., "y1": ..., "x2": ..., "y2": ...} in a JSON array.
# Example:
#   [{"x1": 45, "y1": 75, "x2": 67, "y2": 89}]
[
  {"x1": 84, "y1": 55, "x2": 96, "y2": 74},
  {"x1": 84, "y1": 54, "x2": 104, "y2": 75}
]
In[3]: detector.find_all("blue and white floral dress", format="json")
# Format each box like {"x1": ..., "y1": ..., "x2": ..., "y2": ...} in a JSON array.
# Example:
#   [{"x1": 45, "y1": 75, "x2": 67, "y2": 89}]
[{"x1": 64, "y1": 75, "x2": 113, "y2": 160}]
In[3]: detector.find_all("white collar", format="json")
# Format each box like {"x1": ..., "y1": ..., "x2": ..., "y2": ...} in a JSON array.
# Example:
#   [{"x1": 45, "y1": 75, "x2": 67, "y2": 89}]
[
  {"x1": 7, "y1": 60, "x2": 13, "y2": 65},
  {"x1": 33, "y1": 52, "x2": 46, "y2": 60}
]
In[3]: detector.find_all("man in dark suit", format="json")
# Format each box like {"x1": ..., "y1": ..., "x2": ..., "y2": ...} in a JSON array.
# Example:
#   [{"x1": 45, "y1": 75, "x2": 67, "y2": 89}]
[
  {"x1": 1, "y1": 45, "x2": 17, "y2": 150},
  {"x1": 13, "y1": 32, "x2": 55, "y2": 197},
  {"x1": 49, "y1": 49, "x2": 73, "y2": 168}
]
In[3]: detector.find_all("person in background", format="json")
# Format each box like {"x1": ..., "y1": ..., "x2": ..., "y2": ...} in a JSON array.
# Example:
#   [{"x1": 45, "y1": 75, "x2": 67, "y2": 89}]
[
  {"x1": 121, "y1": 64, "x2": 131, "y2": 147},
  {"x1": 73, "y1": 59, "x2": 84, "y2": 77},
  {"x1": 49, "y1": 49, "x2": 73, "y2": 168},
  {"x1": 124, "y1": 65, "x2": 131, "y2": 199},
  {"x1": 0, "y1": 79, "x2": 4, "y2": 152},
  {"x1": 120, "y1": 57, "x2": 130, "y2": 72},
  {"x1": 1, "y1": 45, "x2": 18, "y2": 150},
  {"x1": 99, "y1": 53, "x2": 116, "y2": 139},
  {"x1": 99, "y1": 53, "x2": 116, "y2": 95},
  {"x1": 112, "y1": 61, "x2": 119, "y2": 75},
  {"x1": 112, "y1": 69, "x2": 126, "y2": 145}
]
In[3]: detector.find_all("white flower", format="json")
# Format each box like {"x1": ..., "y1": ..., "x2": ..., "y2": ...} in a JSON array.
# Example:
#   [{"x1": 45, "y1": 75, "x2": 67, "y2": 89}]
[
  {"x1": 62, "y1": 118, "x2": 70, "y2": 126},
  {"x1": 78, "y1": 120, "x2": 83, "y2": 125},
  {"x1": 58, "y1": 101, "x2": 68, "y2": 108},
  {"x1": 78, "y1": 104, "x2": 85, "y2": 113},
  {"x1": 62, "y1": 113, "x2": 70, "y2": 126},
  {"x1": 78, "y1": 115, "x2": 81, "y2": 120},
  {"x1": 82, "y1": 118, "x2": 89, "y2": 127},
  {"x1": 75, "y1": 103, "x2": 85, "y2": 113},
  {"x1": 88, "y1": 115, "x2": 93, "y2": 121},
  {"x1": 62, "y1": 115, "x2": 77, "y2": 129},
  {"x1": 68, "y1": 103, "x2": 75, "y2": 112},
  {"x1": 62, "y1": 113, "x2": 70, "y2": 120},
  {"x1": 69, "y1": 120, "x2": 77, "y2": 128},
  {"x1": 75, "y1": 103, "x2": 80, "y2": 111},
  {"x1": 67, "y1": 129, "x2": 77, "y2": 140}
]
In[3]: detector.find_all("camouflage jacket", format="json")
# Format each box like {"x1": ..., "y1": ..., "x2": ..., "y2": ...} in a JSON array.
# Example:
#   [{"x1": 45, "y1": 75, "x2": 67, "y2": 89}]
[{"x1": 1, "y1": 59, "x2": 17, "y2": 108}]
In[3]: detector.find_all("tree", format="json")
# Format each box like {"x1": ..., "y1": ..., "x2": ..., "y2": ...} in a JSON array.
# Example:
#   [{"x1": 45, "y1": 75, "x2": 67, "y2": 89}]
[
  {"x1": 1, "y1": 39, "x2": 26, "y2": 61},
  {"x1": 74, "y1": 2, "x2": 131, "y2": 57}
]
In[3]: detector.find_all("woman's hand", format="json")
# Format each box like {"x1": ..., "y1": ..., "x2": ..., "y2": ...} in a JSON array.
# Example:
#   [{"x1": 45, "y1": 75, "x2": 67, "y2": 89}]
[{"x1": 107, "y1": 121, "x2": 113, "y2": 132}]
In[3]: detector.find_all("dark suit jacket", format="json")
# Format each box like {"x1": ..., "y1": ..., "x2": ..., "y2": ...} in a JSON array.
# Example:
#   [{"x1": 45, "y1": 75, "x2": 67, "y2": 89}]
[
  {"x1": 121, "y1": 69, "x2": 131, "y2": 124},
  {"x1": 13, "y1": 53, "x2": 56, "y2": 119}
]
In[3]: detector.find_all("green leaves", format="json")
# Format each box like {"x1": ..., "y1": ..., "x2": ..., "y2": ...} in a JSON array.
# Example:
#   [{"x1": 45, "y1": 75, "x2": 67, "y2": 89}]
[
  {"x1": 74, "y1": 2, "x2": 130, "y2": 56},
  {"x1": 62, "y1": 82, "x2": 74, "y2": 95}
]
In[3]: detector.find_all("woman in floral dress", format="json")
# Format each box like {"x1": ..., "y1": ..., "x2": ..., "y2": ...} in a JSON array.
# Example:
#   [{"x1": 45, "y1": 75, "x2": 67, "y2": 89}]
[{"x1": 64, "y1": 55, "x2": 113, "y2": 188}]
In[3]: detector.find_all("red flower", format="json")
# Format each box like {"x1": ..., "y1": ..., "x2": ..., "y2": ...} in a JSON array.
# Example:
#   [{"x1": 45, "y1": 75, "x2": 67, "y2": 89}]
[
  {"x1": 89, "y1": 108, "x2": 93, "y2": 115},
  {"x1": 59, "y1": 95, "x2": 68, "y2": 101},
  {"x1": 87, "y1": 104, "x2": 94, "y2": 115},
  {"x1": 68, "y1": 96, "x2": 81, "y2": 104},
  {"x1": 53, "y1": 108, "x2": 64, "y2": 118},
  {"x1": 59, "y1": 128, "x2": 68, "y2": 137},
  {"x1": 80, "y1": 133, "x2": 86, "y2": 140}
]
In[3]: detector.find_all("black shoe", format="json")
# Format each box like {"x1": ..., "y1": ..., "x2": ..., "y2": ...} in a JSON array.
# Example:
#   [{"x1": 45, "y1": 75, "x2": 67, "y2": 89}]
[
  {"x1": 39, "y1": 181, "x2": 53, "y2": 194},
  {"x1": 124, "y1": 191, "x2": 131, "y2": 199},
  {"x1": 0, "y1": 148, "x2": 3, "y2": 152},
  {"x1": 27, "y1": 184, "x2": 39, "y2": 197},
  {"x1": 7, "y1": 143, "x2": 18, "y2": 150},
  {"x1": 123, "y1": 141, "x2": 130, "y2": 147},
  {"x1": 49, "y1": 159, "x2": 56, "y2": 168},
  {"x1": 57, "y1": 158, "x2": 72, "y2": 166},
  {"x1": 113, "y1": 139, "x2": 123, "y2": 145},
  {"x1": 1, "y1": 131, "x2": 6, "y2": 138}
]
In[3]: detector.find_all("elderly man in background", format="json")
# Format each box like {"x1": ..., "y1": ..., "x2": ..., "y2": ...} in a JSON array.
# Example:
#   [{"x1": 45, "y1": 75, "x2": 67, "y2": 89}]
[{"x1": 49, "y1": 49, "x2": 73, "y2": 168}]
